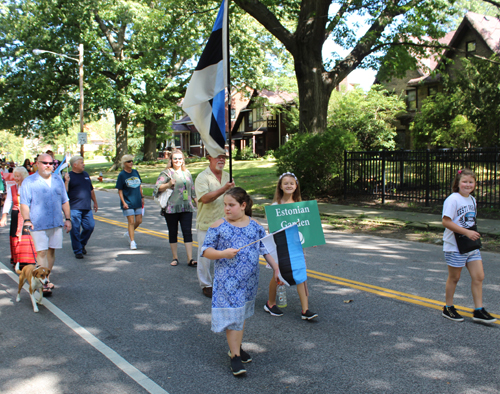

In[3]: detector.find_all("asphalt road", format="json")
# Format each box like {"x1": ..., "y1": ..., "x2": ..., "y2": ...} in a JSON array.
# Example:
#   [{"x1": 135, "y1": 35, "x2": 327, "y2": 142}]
[{"x1": 1, "y1": 189, "x2": 499, "y2": 394}]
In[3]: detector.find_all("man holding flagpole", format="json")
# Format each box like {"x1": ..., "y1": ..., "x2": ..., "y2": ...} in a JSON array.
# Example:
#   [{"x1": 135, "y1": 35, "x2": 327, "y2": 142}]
[{"x1": 195, "y1": 154, "x2": 234, "y2": 297}]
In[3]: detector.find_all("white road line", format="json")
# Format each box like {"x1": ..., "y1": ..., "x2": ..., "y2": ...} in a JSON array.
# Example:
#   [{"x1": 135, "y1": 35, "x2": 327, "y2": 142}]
[{"x1": 0, "y1": 261, "x2": 169, "y2": 394}]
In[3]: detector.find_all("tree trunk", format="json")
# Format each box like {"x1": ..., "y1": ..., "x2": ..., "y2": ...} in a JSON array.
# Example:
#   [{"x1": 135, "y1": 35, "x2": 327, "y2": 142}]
[
  {"x1": 294, "y1": 52, "x2": 336, "y2": 133},
  {"x1": 143, "y1": 119, "x2": 158, "y2": 161},
  {"x1": 110, "y1": 110, "x2": 129, "y2": 171}
]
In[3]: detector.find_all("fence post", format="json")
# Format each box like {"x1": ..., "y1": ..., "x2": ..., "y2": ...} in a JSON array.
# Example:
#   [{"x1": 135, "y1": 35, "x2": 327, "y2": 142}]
[
  {"x1": 344, "y1": 150, "x2": 347, "y2": 200},
  {"x1": 381, "y1": 151, "x2": 386, "y2": 204},
  {"x1": 425, "y1": 149, "x2": 430, "y2": 207}
]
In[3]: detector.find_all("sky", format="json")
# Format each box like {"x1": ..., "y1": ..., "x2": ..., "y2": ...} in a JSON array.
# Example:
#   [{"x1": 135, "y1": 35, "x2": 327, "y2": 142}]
[{"x1": 322, "y1": 5, "x2": 380, "y2": 91}]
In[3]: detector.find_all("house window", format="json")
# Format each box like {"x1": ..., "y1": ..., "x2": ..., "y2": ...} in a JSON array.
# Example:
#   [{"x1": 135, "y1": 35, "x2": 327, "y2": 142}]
[
  {"x1": 230, "y1": 108, "x2": 236, "y2": 120},
  {"x1": 407, "y1": 90, "x2": 417, "y2": 111},
  {"x1": 466, "y1": 41, "x2": 476, "y2": 57},
  {"x1": 190, "y1": 132, "x2": 201, "y2": 146},
  {"x1": 428, "y1": 86, "x2": 438, "y2": 97},
  {"x1": 174, "y1": 111, "x2": 183, "y2": 121},
  {"x1": 248, "y1": 111, "x2": 253, "y2": 130}
]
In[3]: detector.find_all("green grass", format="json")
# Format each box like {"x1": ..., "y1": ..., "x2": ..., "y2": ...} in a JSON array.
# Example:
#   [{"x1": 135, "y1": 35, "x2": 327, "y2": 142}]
[{"x1": 87, "y1": 157, "x2": 278, "y2": 198}]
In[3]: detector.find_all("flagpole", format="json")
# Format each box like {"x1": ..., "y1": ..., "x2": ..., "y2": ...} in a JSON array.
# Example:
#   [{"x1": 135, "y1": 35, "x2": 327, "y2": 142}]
[{"x1": 226, "y1": 0, "x2": 232, "y2": 182}]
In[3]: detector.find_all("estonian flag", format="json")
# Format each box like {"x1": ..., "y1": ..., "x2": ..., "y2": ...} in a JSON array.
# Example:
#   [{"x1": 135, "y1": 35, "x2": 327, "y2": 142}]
[
  {"x1": 261, "y1": 223, "x2": 307, "y2": 286},
  {"x1": 54, "y1": 155, "x2": 68, "y2": 175},
  {"x1": 182, "y1": 0, "x2": 228, "y2": 158}
]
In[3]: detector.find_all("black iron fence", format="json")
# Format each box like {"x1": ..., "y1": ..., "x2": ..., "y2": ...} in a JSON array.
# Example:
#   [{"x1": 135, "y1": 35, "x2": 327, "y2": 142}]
[{"x1": 344, "y1": 149, "x2": 500, "y2": 208}]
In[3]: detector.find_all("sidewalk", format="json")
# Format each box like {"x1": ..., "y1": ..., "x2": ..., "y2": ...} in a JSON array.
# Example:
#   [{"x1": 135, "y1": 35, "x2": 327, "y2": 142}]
[{"x1": 92, "y1": 177, "x2": 500, "y2": 237}]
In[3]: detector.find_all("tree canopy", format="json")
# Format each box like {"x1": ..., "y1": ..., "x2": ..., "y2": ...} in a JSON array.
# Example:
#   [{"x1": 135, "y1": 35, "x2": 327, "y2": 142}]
[
  {"x1": 233, "y1": 0, "x2": 453, "y2": 134},
  {"x1": 411, "y1": 55, "x2": 500, "y2": 148},
  {"x1": 0, "y1": 0, "x2": 279, "y2": 165}
]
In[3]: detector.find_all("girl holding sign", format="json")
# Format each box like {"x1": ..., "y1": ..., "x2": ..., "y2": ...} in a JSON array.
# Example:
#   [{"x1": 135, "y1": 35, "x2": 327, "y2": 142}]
[{"x1": 264, "y1": 172, "x2": 318, "y2": 321}]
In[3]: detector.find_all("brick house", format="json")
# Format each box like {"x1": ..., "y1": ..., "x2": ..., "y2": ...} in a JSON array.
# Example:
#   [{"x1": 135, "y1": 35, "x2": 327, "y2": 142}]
[{"x1": 376, "y1": 12, "x2": 500, "y2": 148}]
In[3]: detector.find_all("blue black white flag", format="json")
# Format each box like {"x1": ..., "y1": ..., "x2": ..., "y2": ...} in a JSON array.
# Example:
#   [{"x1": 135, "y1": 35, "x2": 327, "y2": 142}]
[
  {"x1": 54, "y1": 155, "x2": 68, "y2": 175},
  {"x1": 260, "y1": 223, "x2": 307, "y2": 286},
  {"x1": 182, "y1": 0, "x2": 228, "y2": 158}
]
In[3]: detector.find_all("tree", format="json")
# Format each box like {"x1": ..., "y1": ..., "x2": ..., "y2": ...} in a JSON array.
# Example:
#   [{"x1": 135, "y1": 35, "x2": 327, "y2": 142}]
[
  {"x1": 328, "y1": 85, "x2": 405, "y2": 150},
  {"x1": 233, "y1": 0, "x2": 452, "y2": 134},
  {"x1": 0, "y1": 0, "x2": 279, "y2": 167},
  {"x1": 411, "y1": 55, "x2": 500, "y2": 148}
]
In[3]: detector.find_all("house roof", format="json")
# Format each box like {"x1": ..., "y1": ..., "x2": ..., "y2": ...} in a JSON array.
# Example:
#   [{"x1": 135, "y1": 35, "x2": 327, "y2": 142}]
[
  {"x1": 461, "y1": 12, "x2": 500, "y2": 54},
  {"x1": 406, "y1": 12, "x2": 500, "y2": 86}
]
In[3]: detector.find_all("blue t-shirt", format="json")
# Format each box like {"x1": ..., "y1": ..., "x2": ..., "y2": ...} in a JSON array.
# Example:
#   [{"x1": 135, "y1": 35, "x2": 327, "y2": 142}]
[
  {"x1": 115, "y1": 169, "x2": 142, "y2": 209},
  {"x1": 20, "y1": 172, "x2": 69, "y2": 231},
  {"x1": 67, "y1": 171, "x2": 94, "y2": 210}
]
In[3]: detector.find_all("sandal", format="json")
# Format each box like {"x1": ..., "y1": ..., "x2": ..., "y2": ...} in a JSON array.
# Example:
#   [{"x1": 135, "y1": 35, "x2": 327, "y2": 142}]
[
  {"x1": 170, "y1": 258, "x2": 179, "y2": 266},
  {"x1": 188, "y1": 259, "x2": 197, "y2": 267}
]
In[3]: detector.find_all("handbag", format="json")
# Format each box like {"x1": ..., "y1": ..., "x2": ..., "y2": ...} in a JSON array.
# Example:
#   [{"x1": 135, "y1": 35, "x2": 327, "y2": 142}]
[
  {"x1": 454, "y1": 200, "x2": 481, "y2": 254},
  {"x1": 454, "y1": 225, "x2": 482, "y2": 254},
  {"x1": 155, "y1": 188, "x2": 172, "y2": 209},
  {"x1": 154, "y1": 170, "x2": 173, "y2": 209}
]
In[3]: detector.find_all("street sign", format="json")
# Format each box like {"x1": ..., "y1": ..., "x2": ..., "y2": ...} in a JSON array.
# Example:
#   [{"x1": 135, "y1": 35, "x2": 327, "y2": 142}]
[
  {"x1": 78, "y1": 132, "x2": 87, "y2": 145},
  {"x1": 265, "y1": 200, "x2": 325, "y2": 248}
]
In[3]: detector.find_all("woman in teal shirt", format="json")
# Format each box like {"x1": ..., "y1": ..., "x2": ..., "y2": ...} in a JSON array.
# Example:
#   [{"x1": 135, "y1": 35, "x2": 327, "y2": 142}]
[{"x1": 116, "y1": 155, "x2": 143, "y2": 250}]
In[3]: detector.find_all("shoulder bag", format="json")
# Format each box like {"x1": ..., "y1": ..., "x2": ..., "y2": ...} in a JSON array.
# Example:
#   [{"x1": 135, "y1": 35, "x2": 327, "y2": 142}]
[
  {"x1": 454, "y1": 199, "x2": 482, "y2": 254},
  {"x1": 154, "y1": 170, "x2": 173, "y2": 209}
]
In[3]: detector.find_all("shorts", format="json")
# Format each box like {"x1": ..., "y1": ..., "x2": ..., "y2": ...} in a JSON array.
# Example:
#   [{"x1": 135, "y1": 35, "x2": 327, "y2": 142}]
[
  {"x1": 444, "y1": 249, "x2": 482, "y2": 268},
  {"x1": 122, "y1": 208, "x2": 142, "y2": 217},
  {"x1": 31, "y1": 227, "x2": 63, "y2": 251}
]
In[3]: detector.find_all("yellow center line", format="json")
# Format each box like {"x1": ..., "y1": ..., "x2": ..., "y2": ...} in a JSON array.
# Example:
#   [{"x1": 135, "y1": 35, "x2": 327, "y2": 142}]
[{"x1": 94, "y1": 214, "x2": 500, "y2": 323}]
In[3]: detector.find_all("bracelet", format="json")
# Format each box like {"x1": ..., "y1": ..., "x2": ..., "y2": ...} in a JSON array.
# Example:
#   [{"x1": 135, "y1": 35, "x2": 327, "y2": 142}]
[
  {"x1": 65, "y1": 218, "x2": 71, "y2": 221},
  {"x1": 24, "y1": 219, "x2": 31, "y2": 223}
]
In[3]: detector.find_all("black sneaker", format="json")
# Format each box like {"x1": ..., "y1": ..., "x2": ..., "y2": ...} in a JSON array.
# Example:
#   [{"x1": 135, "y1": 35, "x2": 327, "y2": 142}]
[
  {"x1": 442, "y1": 306, "x2": 464, "y2": 322},
  {"x1": 82, "y1": 246, "x2": 87, "y2": 255},
  {"x1": 473, "y1": 308, "x2": 497, "y2": 324},
  {"x1": 75, "y1": 253, "x2": 84, "y2": 259},
  {"x1": 228, "y1": 348, "x2": 252, "y2": 363},
  {"x1": 301, "y1": 310, "x2": 318, "y2": 320},
  {"x1": 264, "y1": 301, "x2": 283, "y2": 316},
  {"x1": 230, "y1": 356, "x2": 246, "y2": 376}
]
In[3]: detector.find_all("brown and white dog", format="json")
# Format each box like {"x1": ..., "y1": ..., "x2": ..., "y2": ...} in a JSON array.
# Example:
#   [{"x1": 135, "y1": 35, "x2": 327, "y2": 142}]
[{"x1": 15, "y1": 263, "x2": 51, "y2": 313}]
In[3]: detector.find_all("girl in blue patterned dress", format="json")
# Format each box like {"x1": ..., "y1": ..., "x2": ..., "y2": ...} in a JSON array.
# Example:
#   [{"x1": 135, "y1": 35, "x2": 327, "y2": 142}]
[{"x1": 202, "y1": 187, "x2": 280, "y2": 376}]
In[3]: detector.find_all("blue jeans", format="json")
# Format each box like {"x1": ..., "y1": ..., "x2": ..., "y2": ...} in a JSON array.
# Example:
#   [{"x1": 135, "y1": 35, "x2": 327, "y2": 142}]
[{"x1": 70, "y1": 209, "x2": 95, "y2": 255}]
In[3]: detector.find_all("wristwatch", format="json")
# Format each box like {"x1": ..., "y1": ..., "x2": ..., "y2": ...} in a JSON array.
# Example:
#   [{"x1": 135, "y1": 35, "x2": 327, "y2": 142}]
[{"x1": 65, "y1": 218, "x2": 72, "y2": 222}]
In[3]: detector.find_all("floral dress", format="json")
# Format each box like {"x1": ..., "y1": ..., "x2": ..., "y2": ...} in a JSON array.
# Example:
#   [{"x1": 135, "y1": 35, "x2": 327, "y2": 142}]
[
  {"x1": 201, "y1": 218, "x2": 268, "y2": 332},
  {"x1": 153, "y1": 169, "x2": 196, "y2": 213}
]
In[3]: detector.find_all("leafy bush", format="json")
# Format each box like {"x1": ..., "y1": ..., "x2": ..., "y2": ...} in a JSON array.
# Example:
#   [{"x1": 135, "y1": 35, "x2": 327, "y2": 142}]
[
  {"x1": 263, "y1": 150, "x2": 275, "y2": 159},
  {"x1": 96, "y1": 144, "x2": 115, "y2": 162},
  {"x1": 84, "y1": 151, "x2": 95, "y2": 160},
  {"x1": 234, "y1": 146, "x2": 258, "y2": 160},
  {"x1": 274, "y1": 127, "x2": 356, "y2": 198},
  {"x1": 328, "y1": 86, "x2": 404, "y2": 150}
]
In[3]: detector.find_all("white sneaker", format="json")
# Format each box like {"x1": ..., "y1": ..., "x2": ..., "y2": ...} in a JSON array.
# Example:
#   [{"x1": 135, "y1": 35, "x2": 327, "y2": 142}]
[
  {"x1": 124, "y1": 231, "x2": 130, "y2": 241},
  {"x1": 130, "y1": 240, "x2": 137, "y2": 250}
]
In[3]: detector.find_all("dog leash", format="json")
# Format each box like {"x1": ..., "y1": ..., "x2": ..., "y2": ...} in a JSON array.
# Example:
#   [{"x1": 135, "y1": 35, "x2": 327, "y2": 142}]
[{"x1": 23, "y1": 225, "x2": 40, "y2": 268}]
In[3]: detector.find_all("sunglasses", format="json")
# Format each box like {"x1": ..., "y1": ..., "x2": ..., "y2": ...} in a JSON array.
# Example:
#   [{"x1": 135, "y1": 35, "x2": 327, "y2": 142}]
[
  {"x1": 172, "y1": 158, "x2": 183, "y2": 161},
  {"x1": 125, "y1": 160, "x2": 133, "y2": 163},
  {"x1": 40, "y1": 161, "x2": 54, "y2": 165}
]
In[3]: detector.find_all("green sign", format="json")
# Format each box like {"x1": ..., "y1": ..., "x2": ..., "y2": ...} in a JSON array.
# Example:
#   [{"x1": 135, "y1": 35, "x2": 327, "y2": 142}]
[{"x1": 265, "y1": 200, "x2": 325, "y2": 248}]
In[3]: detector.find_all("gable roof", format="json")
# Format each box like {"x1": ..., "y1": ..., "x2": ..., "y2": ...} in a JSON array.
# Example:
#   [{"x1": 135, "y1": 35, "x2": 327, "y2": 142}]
[
  {"x1": 460, "y1": 12, "x2": 500, "y2": 55},
  {"x1": 407, "y1": 12, "x2": 500, "y2": 86}
]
